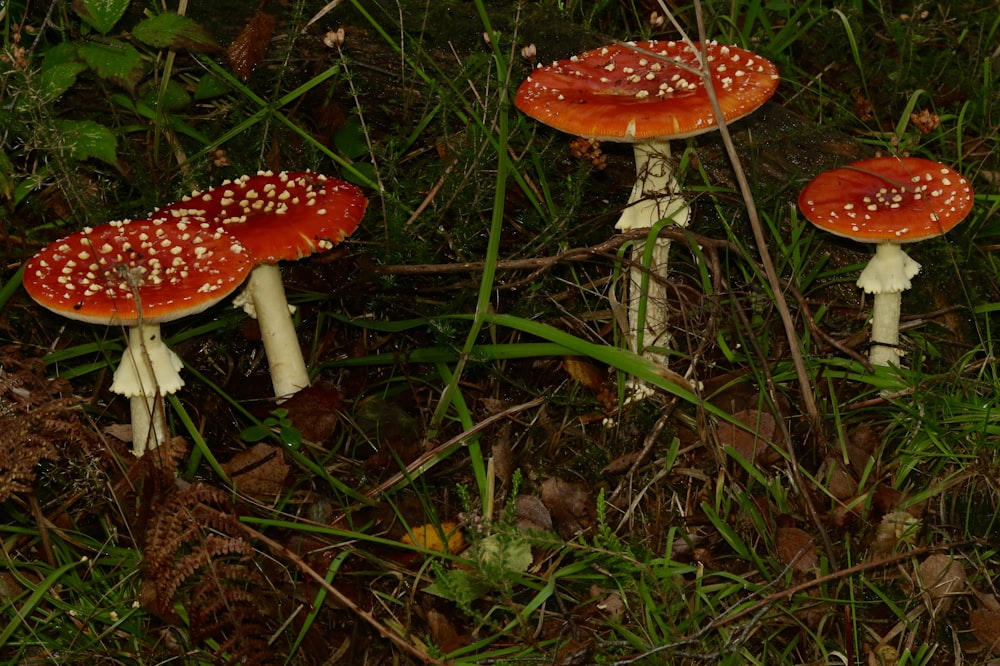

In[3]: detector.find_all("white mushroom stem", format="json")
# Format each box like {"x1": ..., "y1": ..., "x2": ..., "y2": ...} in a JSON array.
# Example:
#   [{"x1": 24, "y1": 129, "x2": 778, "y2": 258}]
[
  {"x1": 234, "y1": 263, "x2": 311, "y2": 400},
  {"x1": 110, "y1": 323, "x2": 185, "y2": 456},
  {"x1": 614, "y1": 138, "x2": 691, "y2": 359},
  {"x1": 857, "y1": 242, "x2": 921, "y2": 367}
]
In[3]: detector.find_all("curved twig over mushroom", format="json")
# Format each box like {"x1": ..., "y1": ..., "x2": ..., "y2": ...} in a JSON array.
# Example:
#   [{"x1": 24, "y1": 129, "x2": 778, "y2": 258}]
[
  {"x1": 156, "y1": 171, "x2": 368, "y2": 400},
  {"x1": 516, "y1": 40, "x2": 778, "y2": 363},
  {"x1": 23, "y1": 218, "x2": 252, "y2": 455},
  {"x1": 799, "y1": 156, "x2": 974, "y2": 367}
]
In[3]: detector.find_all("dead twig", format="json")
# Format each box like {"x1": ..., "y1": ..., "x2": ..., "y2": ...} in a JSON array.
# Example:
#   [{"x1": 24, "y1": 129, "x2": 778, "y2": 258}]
[
  {"x1": 237, "y1": 520, "x2": 449, "y2": 666},
  {"x1": 371, "y1": 227, "x2": 738, "y2": 278}
]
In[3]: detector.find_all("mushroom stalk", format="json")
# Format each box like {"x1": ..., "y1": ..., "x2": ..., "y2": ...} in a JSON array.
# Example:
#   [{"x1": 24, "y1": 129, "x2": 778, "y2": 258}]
[
  {"x1": 859, "y1": 242, "x2": 921, "y2": 368},
  {"x1": 798, "y1": 157, "x2": 974, "y2": 374},
  {"x1": 111, "y1": 324, "x2": 184, "y2": 456},
  {"x1": 615, "y1": 139, "x2": 690, "y2": 358},
  {"x1": 240, "y1": 264, "x2": 311, "y2": 400},
  {"x1": 869, "y1": 290, "x2": 903, "y2": 367}
]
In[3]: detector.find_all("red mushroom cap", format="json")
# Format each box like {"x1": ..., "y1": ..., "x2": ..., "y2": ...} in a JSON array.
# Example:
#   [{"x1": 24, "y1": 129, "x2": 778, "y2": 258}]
[
  {"x1": 156, "y1": 171, "x2": 367, "y2": 264},
  {"x1": 514, "y1": 40, "x2": 779, "y2": 142},
  {"x1": 24, "y1": 218, "x2": 252, "y2": 325},
  {"x1": 798, "y1": 157, "x2": 974, "y2": 243}
]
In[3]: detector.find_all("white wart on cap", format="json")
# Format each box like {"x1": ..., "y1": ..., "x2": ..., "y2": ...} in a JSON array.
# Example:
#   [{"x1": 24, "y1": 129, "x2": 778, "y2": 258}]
[
  {"x1": 515, "y1": 40, "x2": 780, "y2": 142},
  {"x1": 24, "y1": 218, "x2": 252, "y2": 324},
  {"x1": 798, "y1": 156, "x2": 974, "y2": 245},
  {"x1": 23, "y1": 218, "x2": 252, "y2": 455}
]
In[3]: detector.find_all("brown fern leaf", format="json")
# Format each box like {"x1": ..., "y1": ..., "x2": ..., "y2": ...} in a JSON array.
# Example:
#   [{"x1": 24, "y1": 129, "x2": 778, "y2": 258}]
[
  {"x1": 0, "y1": 346, "x2": 102, "y2": 505},
  {"x1": 0, "y1": 398, "x2": 97, "y2": 503},
  {"x1": 142, "y1": 481, "x2": 281, "y2": 665}
]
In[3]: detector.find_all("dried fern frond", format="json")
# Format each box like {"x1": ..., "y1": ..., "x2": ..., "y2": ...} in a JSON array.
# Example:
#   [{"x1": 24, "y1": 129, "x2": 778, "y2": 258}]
[
  {"x1": 143, "y1": 481, "x2": 281, "y2": 665},
  {"x1": 0, "y1": 398, "x2": 97, "y2": 504},
  {"x1": 0, "y1": 346, "x2": 100, "y2": 504}
]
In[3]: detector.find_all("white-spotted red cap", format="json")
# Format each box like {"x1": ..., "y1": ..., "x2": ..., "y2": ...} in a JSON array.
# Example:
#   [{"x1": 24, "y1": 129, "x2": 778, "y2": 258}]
[
  {"x1": 515, "y1": 40, "x2": 779, "y2": 142},
  {"x1": 24, "y1": 219, "x2": 251, "y2": 325},
  {"x1": 798, "y1": 157, "x2": 974, "y2": 243},
  {"x1": 156, "y1": 171, "x2": 367, "y2": 264}
]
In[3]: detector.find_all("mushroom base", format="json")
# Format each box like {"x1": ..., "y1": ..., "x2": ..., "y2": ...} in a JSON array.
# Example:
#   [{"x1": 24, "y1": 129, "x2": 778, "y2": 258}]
[
  {"x1": 111, "y1": 324, "x2": 184, "y2": 456},
  {"x1": 869, "y1": 290, "x2": 903, "y2": 367}
]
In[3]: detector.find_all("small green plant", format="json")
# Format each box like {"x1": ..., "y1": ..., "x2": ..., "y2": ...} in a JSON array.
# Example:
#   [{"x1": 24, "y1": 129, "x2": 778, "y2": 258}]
[
  {"x1": 239, "y1": 408, "x2": 302, "y2": 449},
  {"x1": 1, "y1": 0, "x2": 224, "y2": 229}
]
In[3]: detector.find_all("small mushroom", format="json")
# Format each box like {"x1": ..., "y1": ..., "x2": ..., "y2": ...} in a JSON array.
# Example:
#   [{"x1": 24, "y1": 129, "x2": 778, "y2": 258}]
[
  {"x1": 156, "y1": 171, "x2": 368, "y2": 400},
  {"x1": 798, "y1": 156, "x2": 974, "y2": 367},
  {"x1": 516, "y1": 40, "x2": 778, "y2": 363},
  {"x1": 23, "y1": 218, "x2": 252, "y2": 455}
]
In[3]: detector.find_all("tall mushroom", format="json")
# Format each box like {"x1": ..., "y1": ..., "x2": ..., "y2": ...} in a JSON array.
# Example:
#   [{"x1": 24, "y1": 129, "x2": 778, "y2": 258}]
[
  {"x1": 23, "y1": 218, "x2": 252, "y2": 455},
  {"x1": 515, "y1": 40, "x2": 779, "y2": 360},
  {"x1": 798, "y1": 156, "x2": 974, "y2": 367},
  {"x1": 155, "y1": 171, "x2": 367, "y2": 400}
]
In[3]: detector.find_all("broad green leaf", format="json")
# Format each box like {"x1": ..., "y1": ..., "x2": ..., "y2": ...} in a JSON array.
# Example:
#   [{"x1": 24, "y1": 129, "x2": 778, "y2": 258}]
[
  {"x1": 139, "y1": 78, "x2": 191, "y2": 112},
  {"x1": 42, "y1": 42, "x2": 82, "y2": 67},
  {"x1": 78, "y1": 40, "x2": 144, "y2": 92},
  {"x1": 74, "y1": 0, "x2": 131, "y2": 35},
  {"x1": 132, "y1": 13, "x2": 220, "y2": 51},
  {"x1": 342, "y1": 162, "x2": 376, "y2": 189},
  {"x1": 110, "y1": 93, "x2": 212, "y2": 145},
  {"x1": 240, "y1": 424, "x2": 272, "y2": 443},
  {"x1": 334, "y1": 117, "x2": 369, "y2": 160},
  {"x1": 54, "y1": 119, "x2": 118, "y2": 167},
  {"x1": 193, "y1": 73, "x2": 230, "y2": 101},
  {"x1": 37, "y1": 62, "x2": 87, "y2": 104}
]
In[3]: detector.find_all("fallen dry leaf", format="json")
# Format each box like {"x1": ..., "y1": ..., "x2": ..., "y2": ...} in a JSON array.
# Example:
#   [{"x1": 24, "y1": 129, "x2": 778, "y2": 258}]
[
  {"x1": 718, "y1": 409, "x2": 781, "y2": 465},
  {"x1": 600, "y1": 450, "x2": 642, "y2": 476},
  {"x1": 221, "y1": 443, "x2": 289, "y2": 496},
  {"x1": 226, "y1": 11, "x2": 276, "y2": 81},
  {"x1": 424, "y1": 607, "x2": 467, "y2": 653},
  {"x1": 540, "y1": 477, "x2": 594, "y2": 539},
  {"x1": 492, "y1": 434, "x2": 514, "y2": 496},
  {"x1": 592, "y1": 586, "x2": 625, "y2": 619},
  {"x1": 918, "y1": 553, "x2": 967, "y2": 612},
  {"x1": 775, "y1": 526, "x2": 819, "y2": 574},
  {"x1": 823, "y1": 457, "x2": 857, "y2": 502},
  {"x1": 401, "y1": 521, "x2": 466, "y2": 554},
  {"x1": 282, "y1": 382, "x2": 342, "y2": 443},
  {"x1": 868, "y1": 644, "x2": 898, "y2": 666},
  {"x1": 103, "y1": 423, "x2": 133, "y2": 443},
  {"x1": 562, "y1": 358, "x2": 605, "y2": 393},
  {"x1": 971, "y1": 608, "x2": 1000, "y2": 654},
  {"x1": 515, "y1": 495, "x2": 554, "y2": 533}
]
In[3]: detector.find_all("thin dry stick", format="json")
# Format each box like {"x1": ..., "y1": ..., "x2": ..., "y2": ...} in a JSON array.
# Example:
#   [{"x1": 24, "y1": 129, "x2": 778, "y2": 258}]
[
  {"x1": 236, "y1": 521, "x2": 448, "y2": 666},
  {"x1": 687, "y1": 7, "x2": 820, "y2": 430},
  {"x1": 654, "y1": 0, "x2": 830, "y2": 564},
  {"x1": 361, "y1": 397, "x2": 545, "y2": 502},
  {"x1": 371, "y1": 228, "x2": 738, "y2": 277},
  {"x1": 611, "y1": 539, "x2": 980, "y2": 664}
]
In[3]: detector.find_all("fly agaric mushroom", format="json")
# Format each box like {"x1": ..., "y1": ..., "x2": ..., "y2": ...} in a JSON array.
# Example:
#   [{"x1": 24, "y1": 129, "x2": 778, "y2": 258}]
[
  {"x1": 155, "y1": 171, "x2": 367, "y2": 400},
  {"x1": 23, "y1": 218, "x2": 252, "y2": 455},
  {"x1": 798, "y1": 156, "x2": 974, "y2": 367},
  {"x1": 515, "y1": 40, "x2": 778, "y2": 360}
]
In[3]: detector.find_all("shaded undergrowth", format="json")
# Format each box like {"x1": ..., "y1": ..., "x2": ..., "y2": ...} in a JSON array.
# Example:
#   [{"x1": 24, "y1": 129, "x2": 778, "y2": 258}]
[{"x1": 1, "y1": 0, "x2": 999, "y2": 664}]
